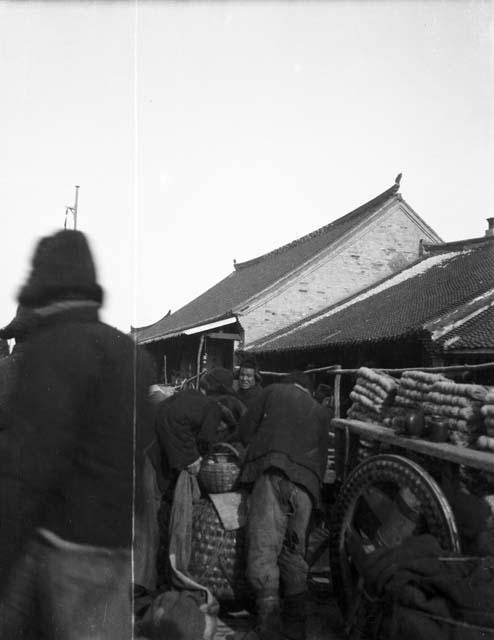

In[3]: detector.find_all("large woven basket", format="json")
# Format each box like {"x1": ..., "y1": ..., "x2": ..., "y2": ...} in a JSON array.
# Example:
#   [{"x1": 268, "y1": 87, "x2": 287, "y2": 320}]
[
  {"x1": 199, "y1": 443, "x2": 241, "y2": 494},
  {"x1": 189, "y1": 498, "x2": 252, "y2": 602}
]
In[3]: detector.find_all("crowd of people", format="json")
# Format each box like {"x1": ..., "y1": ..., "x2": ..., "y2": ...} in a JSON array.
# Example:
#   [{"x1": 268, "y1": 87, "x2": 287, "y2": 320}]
[
  {"x1": 143, "y1": 366, "x2": 333, "y2": 640},
  {"x1": 0, "y1": 229, "x2": 335, "y2": 640},
  {"x1": 140, "y1": 361, "x2": 335, "y2": 640}
]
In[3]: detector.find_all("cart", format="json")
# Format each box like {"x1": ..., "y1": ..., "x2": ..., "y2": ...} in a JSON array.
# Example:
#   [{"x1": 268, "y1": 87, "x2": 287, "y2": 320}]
[{"x1": 327, "y1": 417, "x2": 494, "y2": 638}]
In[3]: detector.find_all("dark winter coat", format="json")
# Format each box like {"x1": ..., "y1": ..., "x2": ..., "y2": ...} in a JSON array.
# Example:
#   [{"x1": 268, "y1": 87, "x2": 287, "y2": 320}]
[
  {"x1": 154, "y1": 390, "x2": 222, "y2": 477},
  {"x1": 0, "y1": 352, "x2": 21, "y2": 411},
  {"x1": 209, "y1": 393, "x2": 247, "y2": 443},
  {"x1": 239, "y1": 382, "x2": 330, "y2": 505},
  {"x1": 237, "y1": 384, "x2": 263, "y2": 409},
  {"x1": 0, "y1": 305, "x2": 154, "y2": 592}
]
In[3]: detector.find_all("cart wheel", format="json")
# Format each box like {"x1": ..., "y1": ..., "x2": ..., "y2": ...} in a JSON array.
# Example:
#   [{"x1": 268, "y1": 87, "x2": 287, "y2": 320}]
[{"x1": 329, "y1": 454, "x2": 460, "y2": 636}]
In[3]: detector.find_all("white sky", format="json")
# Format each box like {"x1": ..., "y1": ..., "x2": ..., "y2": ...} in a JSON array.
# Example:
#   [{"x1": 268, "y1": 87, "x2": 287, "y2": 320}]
[{"x1": 1, "y1": 1, "x2": 493, "y2": 332}]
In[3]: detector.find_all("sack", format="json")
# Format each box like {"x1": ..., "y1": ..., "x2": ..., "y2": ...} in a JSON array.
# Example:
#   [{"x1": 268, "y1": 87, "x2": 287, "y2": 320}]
[
  {"x1": 151, "y1": 471, "x2": 219, "y2": 640},
  {"x1": 358, "y1": 536, "x2": 494, "y2": 639},
  {"x1": 137, "y1": 589, "x2": 217, "y2": 640},
  {"x1": 167, "y1": 471, "x2": 219, "y2": 624},
  {"x1": 168, "y1": 470, "x2": 200, "y2": 575},
  {"x1": 198, "y1": 443, "x2": 241, "y2": 493}
]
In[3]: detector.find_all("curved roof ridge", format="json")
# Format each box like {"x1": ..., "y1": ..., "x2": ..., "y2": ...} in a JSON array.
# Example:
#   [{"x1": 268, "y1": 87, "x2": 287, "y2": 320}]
[{"x1": 234, "y1": 183, "x2": 399, "y2": 271}]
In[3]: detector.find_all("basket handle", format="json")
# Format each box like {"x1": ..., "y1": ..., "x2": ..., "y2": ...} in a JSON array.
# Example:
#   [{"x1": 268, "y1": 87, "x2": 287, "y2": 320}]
[{"x1": 209, "y1": 442, "x2": 241, "y2": 459}]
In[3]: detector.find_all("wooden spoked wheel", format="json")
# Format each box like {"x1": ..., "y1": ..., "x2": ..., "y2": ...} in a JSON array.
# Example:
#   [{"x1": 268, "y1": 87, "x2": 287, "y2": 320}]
[{"x1": 329, "y1": 454, "x2": 460, "y2": 637}]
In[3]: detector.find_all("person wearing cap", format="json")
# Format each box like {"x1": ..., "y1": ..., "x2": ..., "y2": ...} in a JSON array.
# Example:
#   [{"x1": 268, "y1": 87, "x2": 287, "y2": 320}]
[
  {"x1": 238, "y1": 372, "x2": 330, "y2": 640},
  {"x1": 314, "y1": 383, "x2": 334, "y2": 410},
  {"x1": 153, "y1": 378, "x2": 224, "y2": 587},
  {"x1": 154, "y1": 368, "x2": 241, "y2": 484},
  {"x1": 0, "y1": 230, "x2": 154, "y2": 639},
  {"x1": 134, "y1": 385, "x2": 171, "y2": 593},
  {"x1": 154, "y1": 384, "x2": 222, "y2": 489},
  {"x1": 200, "y1": 367, "x2": 247, "y2": 444},
  {"x1": 237, "y1": 354, "x2": 263, "y2": 408},
  {"x1": 0, "y1": 305, "x2": 39, "y2": 411}
]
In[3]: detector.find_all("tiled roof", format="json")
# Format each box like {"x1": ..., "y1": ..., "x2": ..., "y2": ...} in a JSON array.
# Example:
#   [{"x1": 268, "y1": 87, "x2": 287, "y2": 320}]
[
  {"x1": 439, "y1": 305, "x2": 494, "y2": 351},
  {"x1": 135, "y1": 183, "x2": 404, "y2": 344},
  {"x1": 250, "y1": 239, "x2": 494, "y2": 353}
]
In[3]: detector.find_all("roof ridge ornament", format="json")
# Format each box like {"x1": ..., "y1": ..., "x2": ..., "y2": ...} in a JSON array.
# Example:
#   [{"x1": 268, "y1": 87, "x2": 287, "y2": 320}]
[{"x1": 388, "y1": 173, "x2": 403, "y2": 197}]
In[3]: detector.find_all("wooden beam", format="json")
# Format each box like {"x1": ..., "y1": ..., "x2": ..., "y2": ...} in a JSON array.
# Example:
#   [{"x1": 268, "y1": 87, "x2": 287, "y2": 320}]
[
  {"x1": 333, "y1": 418, "x2": 494, "y2": 473},
  {"x1": 308, "y1": 361, "x2": 494, "y2": 376},
  {"x1": 254, "y1": 362, "x2": 494, "y2": 377},
  {"x1": 445, "y1": 349, "x2": 494, "y2": 355},
  {"x1": 207, "y1": 332, "x2": 242, "y2": 340}
]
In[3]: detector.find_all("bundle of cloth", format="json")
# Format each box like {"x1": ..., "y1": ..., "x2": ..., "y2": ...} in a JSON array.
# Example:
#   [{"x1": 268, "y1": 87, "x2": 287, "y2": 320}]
[
  {"x1": 347, "y1": 367, "x2": 398, "y2": 424},
  {"x1": 422, "y1": 380, "x2": 489, "y2": 447},
  {"x1": 478, "y1": 388, "x2": 494, "y2": 451},
  {"x1": 348, "y1": 533, "x2": 494, "y2": 640},
  {"x1": 395, "y1": 370, "x2": 447, "y2": 409},
  {"x1": 475, "y1": 494, "x2": 494, "y2": 555}
]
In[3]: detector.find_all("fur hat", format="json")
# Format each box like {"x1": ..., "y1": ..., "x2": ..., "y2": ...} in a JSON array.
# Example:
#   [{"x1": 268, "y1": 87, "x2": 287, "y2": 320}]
[
  {"x1": 238, "y1": 353, "x2": 258, "y2": 371},
  {"x1": 18, "y1": 230, "x2": 103, "y2": 307}
]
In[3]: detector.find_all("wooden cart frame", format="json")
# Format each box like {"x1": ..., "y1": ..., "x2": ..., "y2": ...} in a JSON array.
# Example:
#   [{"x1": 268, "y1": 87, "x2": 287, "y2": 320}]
[{"x1": 333, "y1": 417, "x2": 494, "y2": 484}]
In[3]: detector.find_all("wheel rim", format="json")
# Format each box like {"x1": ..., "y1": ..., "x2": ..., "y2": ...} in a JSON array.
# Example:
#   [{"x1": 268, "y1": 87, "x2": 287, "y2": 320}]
[{"x1": 330, "y1": 454, "x2": 460, "y2": 620}]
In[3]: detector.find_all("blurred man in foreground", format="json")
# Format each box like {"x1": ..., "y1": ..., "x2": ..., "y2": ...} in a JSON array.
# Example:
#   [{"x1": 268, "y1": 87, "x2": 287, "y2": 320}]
[{"x1": 0, "y1": 230, "x2": 153, "y2": 639}]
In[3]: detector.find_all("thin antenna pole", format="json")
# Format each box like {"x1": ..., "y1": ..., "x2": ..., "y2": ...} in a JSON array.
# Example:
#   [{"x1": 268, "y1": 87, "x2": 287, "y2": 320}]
[
  {"x1": 64, "y1": 185, "x2": 80, "y2": 230},
  {"x1": 73, "y1": 185, "x2": 79, "y2": 230}
]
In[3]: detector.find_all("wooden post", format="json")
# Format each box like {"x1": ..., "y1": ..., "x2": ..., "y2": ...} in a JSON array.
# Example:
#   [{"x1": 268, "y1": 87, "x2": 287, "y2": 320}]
[
  {"x1": 196, "y1": 334, "x2": 205, "y2": 389},
  {"x1": 334, "y1": 365, "x2": 342, "y2": 418},
  {"x1": 163, "y1": 355, "x2": 167, "y2": 385}
]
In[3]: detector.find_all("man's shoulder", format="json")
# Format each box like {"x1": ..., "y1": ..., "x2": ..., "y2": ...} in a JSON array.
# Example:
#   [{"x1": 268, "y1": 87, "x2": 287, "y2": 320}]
[
  {"x1": 267, "y1": 383, "x2": 314, "y2": 401},
  {"x1": 86, "y1": 320, "x2": 133, "y2": 343},
  {"x1": 175, "y1": 389, "x2": 212, "y2": 407},
  {"x1": 263, "y1": 383, "x2": 285, "y2": 396},
  {"x1": 26, "y1": 319, "x2": 136, "y2": 366},
  {"x1": 75, "y1": 321, "x2": 138, "y2": 357}
]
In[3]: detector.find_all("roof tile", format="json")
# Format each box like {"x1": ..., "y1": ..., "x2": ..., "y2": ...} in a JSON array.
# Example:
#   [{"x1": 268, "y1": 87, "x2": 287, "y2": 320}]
[
  {"x1": 440, "y1": 306, "x2": 494, "y2": 351},
  {"x1": 251, "y1": 239, "x2": 494, "y2": 353}
]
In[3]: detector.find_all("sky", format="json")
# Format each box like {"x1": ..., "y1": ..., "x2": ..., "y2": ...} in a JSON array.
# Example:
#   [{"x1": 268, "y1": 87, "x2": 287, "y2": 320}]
[{"x1": 1, "y1": 0, "x2": 493, "y2": 333}]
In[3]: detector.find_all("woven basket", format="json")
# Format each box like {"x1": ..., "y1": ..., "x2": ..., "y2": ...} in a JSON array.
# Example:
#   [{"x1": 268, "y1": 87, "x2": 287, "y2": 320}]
[
  {"x1": 189, "y1": 498, "x2": 252, "y2": 602},
  {"x1": 199, "y1": 443, "x2": 241, "y2": 494}
]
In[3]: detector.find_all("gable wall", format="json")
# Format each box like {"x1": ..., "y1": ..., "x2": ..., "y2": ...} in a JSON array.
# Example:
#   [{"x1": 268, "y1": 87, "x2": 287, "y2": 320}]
[{"x1": 240, "y1": 205, "x2": 434, "y2": 345}]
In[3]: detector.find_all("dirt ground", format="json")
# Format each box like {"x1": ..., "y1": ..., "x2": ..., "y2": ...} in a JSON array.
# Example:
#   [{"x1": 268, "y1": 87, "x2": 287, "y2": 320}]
[
  {"x1": 215, "y1": 548, "x2": 346, "y2": 640},
  {"x1": 216, "y1": 596, "x2": 345, "y2": 639}
]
